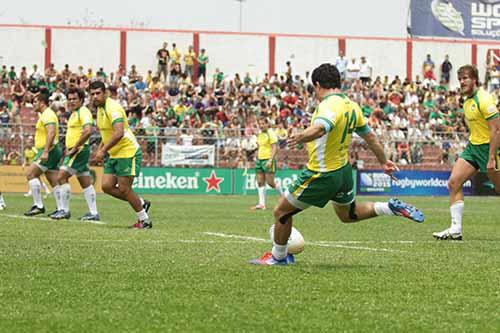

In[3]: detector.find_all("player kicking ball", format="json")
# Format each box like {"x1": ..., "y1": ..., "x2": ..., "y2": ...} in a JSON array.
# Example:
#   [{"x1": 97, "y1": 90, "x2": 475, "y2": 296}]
[
  {"x1": 250, "y1": 64, "x2": 424, "y2": 266},
  {"x1": 51, "y1": 88, "x2": 100, "y2": 221}
]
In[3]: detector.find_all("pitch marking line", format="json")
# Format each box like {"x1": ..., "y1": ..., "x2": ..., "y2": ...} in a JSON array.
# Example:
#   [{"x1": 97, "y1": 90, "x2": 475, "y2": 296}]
[
  {"x1": 203, "y1": 232, "x2": 405, "y2": 253},
  {"x1": 0, "y1": 213, "x2": 107, "y2": 225}
]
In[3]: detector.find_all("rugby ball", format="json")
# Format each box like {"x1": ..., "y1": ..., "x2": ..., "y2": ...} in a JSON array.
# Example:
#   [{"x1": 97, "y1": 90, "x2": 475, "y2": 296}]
[{"x1": 269, "y1": 224, "x2": 305, "y2": 254}]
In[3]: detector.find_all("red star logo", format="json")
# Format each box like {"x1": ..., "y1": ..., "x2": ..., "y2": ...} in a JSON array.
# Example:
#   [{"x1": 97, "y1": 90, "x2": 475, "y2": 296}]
[{"x1": 203, "y1": 170, "x2": 224, "y2": 192}]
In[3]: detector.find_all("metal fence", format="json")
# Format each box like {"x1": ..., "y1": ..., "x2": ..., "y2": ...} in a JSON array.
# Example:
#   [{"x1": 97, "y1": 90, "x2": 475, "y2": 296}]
[{"x1": 0, "y1": 123, "x2": 469, "y2": 170}]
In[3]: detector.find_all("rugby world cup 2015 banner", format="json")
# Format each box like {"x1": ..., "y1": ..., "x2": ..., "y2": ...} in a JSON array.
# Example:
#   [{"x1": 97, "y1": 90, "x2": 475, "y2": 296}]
[
  {"x1": 357, "y1": 170, "x2": 473, "y2": 196},
  {"x1": 410, "y1": 0, "x2": 500, "y2": 40},
  {"x1": 161, "y1": 144, "x2": 215, "y2": 166}
]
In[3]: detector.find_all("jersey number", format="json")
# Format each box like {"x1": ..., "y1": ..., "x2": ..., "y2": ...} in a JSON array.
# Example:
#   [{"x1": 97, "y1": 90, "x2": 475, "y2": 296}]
[{"x1": 341, "y1": 111, "x2": 357, "y2": 144}]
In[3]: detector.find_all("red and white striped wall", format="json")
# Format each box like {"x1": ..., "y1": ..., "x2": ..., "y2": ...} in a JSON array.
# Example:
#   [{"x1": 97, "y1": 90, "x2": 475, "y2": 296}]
[{"x1": 1, "y1": 24, "x2": 499, "y2": 88}]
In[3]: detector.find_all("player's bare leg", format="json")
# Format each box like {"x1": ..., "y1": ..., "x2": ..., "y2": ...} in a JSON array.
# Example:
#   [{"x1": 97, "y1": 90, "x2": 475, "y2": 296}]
[
  {"x1": 51, "y1": 169, "x2": 73, "y2": 220},
  {"x1": 24, "y1": 164, "x2": 47, "y2": 216},
  {"x1": 102, "y1": 175, "x2": 151, "y2": 229},
  {"x1": 250, "y1": 196, "x2": 299, "y2": 265},
  {"x1": 486, "y1": 168, "x2": 500, "y2": 193},
  {"x1": 265, "y1": 173, "x2": 282, "y2": 196},
  {"x1": 332, "y1": 199, "x2": 424, "y2": 224},
  {"x1": 434, "y1": 159, "x2": 477, "y2": 240},
  {"x1": 77, "y1": 175, "x2": 100, "y2": 221},
  {"x1": 252, "y1": 172, "x2": 267, "y2": 210}
]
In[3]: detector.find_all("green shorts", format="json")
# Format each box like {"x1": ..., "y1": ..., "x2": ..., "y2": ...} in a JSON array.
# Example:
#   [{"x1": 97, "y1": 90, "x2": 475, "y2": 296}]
[
  {"x1": 61, "y1": 145, "x2": 90, "y2": 176},
  {"x1": 34, "y1": 144, "x2": 63, "y2": 172},
  {"x1": 285, "y1": 164, "x2": 355, "y2": 209},
  {"x1": 460, "y1": 142, "x2": 500, "y2": 173},
  {"x1": 104, "y1": 149, "x2": 142, "y2": 177},
  {"x1": 255, "y1": 159, "x2": 276, "y2": 173}
]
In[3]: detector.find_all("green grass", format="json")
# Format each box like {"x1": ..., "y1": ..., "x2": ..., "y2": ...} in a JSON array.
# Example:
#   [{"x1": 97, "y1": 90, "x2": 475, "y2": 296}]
[{"x1": 0, "y1": 194, "x2": 499, "y2": 332}]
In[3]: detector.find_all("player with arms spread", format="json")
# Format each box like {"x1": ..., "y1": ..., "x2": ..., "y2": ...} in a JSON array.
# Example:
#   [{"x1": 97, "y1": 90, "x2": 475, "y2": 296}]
[
  {"x1": 251, "y1": 63, "x2": 424, "y2": 266},
  {"x1": 89, "y1": 81, "x2": 152, "y2": 229},
  {"x1": 433, "y1": 65, "x2": 500, "y2": 240}
]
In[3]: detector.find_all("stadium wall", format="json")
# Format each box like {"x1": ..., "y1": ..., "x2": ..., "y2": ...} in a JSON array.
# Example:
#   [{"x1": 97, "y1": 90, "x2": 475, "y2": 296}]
[{"x1": 1, "y1": 25, "x2": 500, "y2": 88}]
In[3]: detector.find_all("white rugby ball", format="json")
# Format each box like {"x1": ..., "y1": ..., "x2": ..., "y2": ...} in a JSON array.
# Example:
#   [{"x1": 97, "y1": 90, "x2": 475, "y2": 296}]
[{"x1": 269, "y1": 224, "x2": 305, "y2": 254}]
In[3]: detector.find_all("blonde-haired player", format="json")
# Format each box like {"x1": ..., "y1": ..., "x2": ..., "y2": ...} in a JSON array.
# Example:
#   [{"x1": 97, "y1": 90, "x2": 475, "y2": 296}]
[{"x1": 433, "y1": 65, "x2": 500, "y2": 240}]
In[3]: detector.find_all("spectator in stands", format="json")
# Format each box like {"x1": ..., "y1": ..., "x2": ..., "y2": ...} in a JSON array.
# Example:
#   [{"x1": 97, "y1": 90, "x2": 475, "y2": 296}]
[
  {"x1": 170, "y1": 43, "x2": 181, "y2": 66},
  {"x1": 441, "y1": 54, "x2": 453, "y2": 84},
  {"x1": 0, "y1": 145, "x2": 5, "y2": 164},
  {"x1": 0, "y1": 103, "x2": 10, "y2": 138},
  {"x1": 197, "y1": 49, "x2": 209, "y2": 85},
  {"x1": 488, "y1": 64, "x2": 500, "y2": 92},
  {"x1": 169, "y1": 63, "x2": 182, "y2": 86},
  {"x1": 335, "y1": 50, "x2": 348, "y2": 81},
  {"x1": 346, "y1": 58, "x2": 360, "y2": 86},
  {"x1": 10, "y1": 80, "x2": 25, "y2": 105},
  {"x1": 359, "y1": 56, "x2": 373, "y2": 85},
  {"x1": 156, "y1": 42, "x2": 170, "y2": 83},
  {"x1": 183, "y1": 45, "x2": 196, "y2": 81},
  {"x1": 6, "y1": 149, "x2": 20, "y2": 165},
  {"x1": 423, "y1": 54, "x2": 435, "y2": 76}
]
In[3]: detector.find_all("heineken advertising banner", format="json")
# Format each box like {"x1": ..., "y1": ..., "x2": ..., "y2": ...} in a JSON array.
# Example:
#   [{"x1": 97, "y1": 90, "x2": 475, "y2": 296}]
[
  {"x1": 161, "y1": 144, "x2": 215, "y2": 166},
  {"x1": 132, "y1": 167, "x2": 357, "y2": 195},
  {"x1": 233, "y1": 169, "x2": 302, "y2": 195},
  {"x1": 410, "y1": 0, "x2": 500, "y2": 40},
  {"x1": 133, "y1": 168, "x2": 232, "y2": 194}
]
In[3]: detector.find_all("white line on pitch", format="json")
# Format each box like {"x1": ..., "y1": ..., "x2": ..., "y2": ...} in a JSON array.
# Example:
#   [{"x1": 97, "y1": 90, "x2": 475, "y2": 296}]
[
  {"x1": 0, "y1": 213, "x2": 107, "y2": 225},
  {"x1": 203, "y1": 232, "x2": 404, "y2": 253}
]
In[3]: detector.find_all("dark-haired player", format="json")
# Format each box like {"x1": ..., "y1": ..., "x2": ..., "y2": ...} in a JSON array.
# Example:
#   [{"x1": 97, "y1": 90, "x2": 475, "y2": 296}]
[
  {"x1": 51, "y1": 88, "x2": 100, "y2": 221},
  {"x1": 251, "y1": 63, "x2": 424, "y2": 265},
  {"x1": 89, "y1": 81, "x2": 151, "y2": 229},
  {"x1": 24, "y1": 91, "x2": 63, "y2": 216},
  {"x1": 433, "y1": 65, "x2": 500, "y2": 240}
]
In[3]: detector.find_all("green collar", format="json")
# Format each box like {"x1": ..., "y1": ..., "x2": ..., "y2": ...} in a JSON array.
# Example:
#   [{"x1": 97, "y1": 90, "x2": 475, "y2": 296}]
[{"x1": 322, "y1": 93, "x2": 345, "y2": 101}]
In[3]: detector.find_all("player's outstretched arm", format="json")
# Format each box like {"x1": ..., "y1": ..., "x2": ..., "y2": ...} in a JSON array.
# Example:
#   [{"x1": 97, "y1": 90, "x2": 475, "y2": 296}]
[
  {"x1": 287, "y1": 124, "x2": 325, "y2": 149},
  {"x1": 360, "y1": 131, "x2": 399, "y2": 178}
]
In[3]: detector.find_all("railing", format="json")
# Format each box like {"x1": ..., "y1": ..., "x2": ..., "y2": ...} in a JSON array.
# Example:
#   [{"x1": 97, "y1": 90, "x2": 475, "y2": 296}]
[{"x1": 0, "y1": 123, "x2": 469, "y2": 170}]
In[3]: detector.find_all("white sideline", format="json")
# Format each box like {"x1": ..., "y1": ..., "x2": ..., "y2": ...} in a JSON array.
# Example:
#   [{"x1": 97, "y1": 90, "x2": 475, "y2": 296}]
[
  {"x1": 0, "y1": 213, "x2": 107, "y2": 225},
  {"x1": 203, "y1": 232, "x2": 405, "y2": 253}
]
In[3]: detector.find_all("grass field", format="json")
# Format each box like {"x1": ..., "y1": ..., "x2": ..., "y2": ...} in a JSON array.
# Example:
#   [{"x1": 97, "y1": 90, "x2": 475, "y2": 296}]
[{"x1": 0, "y1": 193, "x2": 499, "y2": 332}]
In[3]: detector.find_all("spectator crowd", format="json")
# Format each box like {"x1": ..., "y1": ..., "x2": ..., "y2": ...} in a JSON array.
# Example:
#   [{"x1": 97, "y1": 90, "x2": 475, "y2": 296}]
[{"x1": 0, "y1": 44, "x2": 499, "y2": 169}]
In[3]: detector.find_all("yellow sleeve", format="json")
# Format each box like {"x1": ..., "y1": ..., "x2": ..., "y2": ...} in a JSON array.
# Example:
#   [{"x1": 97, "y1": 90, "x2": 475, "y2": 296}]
[
  {"x1": 106, "y1": 102, "x2": 124, "y2": 125},
  {"x1": 41, "y1": 110, "x2": 58, "y2": 126},
  {"x1": 80, "y1": 107, "x2": 93, "y2": 126},
  {"x1": 315, "y1": 100, "x2": 338, "y2": 132},
  {"x1": 354, "y1": 104, "x2": 368, "y2": 128},
  {"x1": 268, "y1": 130, "x2": 278, "y2": 145},
  {"x1": 480, "y1": 94, "x2": 499, "y2": 121}
]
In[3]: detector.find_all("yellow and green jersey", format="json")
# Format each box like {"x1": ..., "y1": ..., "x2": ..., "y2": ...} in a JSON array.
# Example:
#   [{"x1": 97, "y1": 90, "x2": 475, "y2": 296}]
[
  {"x1": 24, "y1": 147, "x2": 36, "y2": 164},
  {"x1": 306, "y1": 94, "x2": 369, "y2": 172},
  {"x1": 35, "y1": 107, "x2": 59, "y2": 150},
  {"x1": 97, "y1": 98, "x2": 140, "y2": 158},
  {"x1": 463, "y1": 89, "x2": 499, "y2": 145},
  {"x1": 66, "y1": 106, "x2": 93, "y2": 149},
  {"x1": 257, "y1": 129, "x2": 278, "y2": 160}
]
